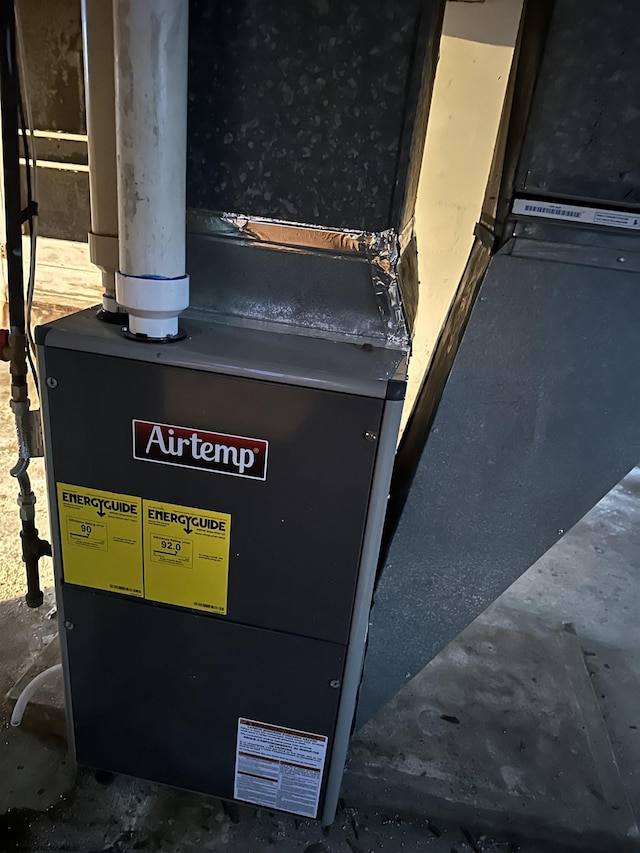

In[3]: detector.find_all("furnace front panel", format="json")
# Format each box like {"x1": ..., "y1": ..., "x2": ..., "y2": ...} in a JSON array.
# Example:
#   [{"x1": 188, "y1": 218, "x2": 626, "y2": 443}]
[
  {"x1": 63, "y1": 585, "x2": 345, "y2": 810},
  {"x1": 46, "y1": 348, "x2": 383, "y2": 643},
  {"x1": 41, "y1": 339, "x2": 387, "y2": 817}
]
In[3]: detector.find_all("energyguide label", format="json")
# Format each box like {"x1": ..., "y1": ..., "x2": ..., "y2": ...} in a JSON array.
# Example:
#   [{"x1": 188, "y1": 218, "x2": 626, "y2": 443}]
[
  {"x1": 57, "y1": 484, "x2": 143, "y2": 597},
  {"x1": 57, "y1": 484, "x2": 230, "y2": 613},
  {"x1": 144, "y1": 499, "x2": 230, "y2": 614},
  {"x1": 234, "y1": 718, "x2": 328, "y2": 818}
]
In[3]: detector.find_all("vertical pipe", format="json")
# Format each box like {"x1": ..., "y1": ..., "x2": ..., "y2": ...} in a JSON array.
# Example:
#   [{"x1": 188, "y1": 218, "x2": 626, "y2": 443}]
[
  {"x1": 113, "y1": 0, "x2": 190, "y2": 340},
  {"x1": 81, "y1": 0, "x2": 121, "y2": 317},
  {"x1": 0, "y1": 41, "x2": 7, "y2": 327},
  {"x1": 0, "y1": 0, "x2": 25, "y2": 339},
  {"x1": 1, "y1": 1, "x2": 47, "y2": 609},
  {"x1": 1, "y1": 0, "x2": 27, "y2": 406}
]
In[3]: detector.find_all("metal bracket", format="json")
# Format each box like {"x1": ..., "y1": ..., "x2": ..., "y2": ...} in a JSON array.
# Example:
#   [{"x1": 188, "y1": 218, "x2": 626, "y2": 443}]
[{"x1": 26, "y1": 408, "x2": 44, "y2": 458}]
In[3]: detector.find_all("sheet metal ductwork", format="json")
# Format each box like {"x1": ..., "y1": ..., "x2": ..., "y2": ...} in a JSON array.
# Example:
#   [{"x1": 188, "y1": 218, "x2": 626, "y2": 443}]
[{"x1": 358, "y1": 0, "x2": 640, "y2": 725}]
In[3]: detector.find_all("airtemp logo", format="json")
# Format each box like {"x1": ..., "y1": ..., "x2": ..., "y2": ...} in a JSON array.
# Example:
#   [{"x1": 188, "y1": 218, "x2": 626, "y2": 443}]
[{"x1": 133, "y1": 420, "x2": 268, "y2": 481}]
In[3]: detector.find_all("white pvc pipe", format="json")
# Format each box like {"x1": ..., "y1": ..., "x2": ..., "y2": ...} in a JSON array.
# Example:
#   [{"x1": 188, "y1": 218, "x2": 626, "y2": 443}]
[
  {"x1": 10, "y1": 663, "x2": 63, "y2": 727},
  {"x1": 81, "y1": 0, "x2": 121, "y2": 314},
  {"x1": 113, "y1": 0, "x2": 190, "y2": 338}
]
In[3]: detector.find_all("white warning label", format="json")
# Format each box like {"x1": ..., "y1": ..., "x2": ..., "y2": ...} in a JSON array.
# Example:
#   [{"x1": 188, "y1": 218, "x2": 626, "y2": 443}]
[
  {"x1": 234, "y1": 718, "x2": 328, "y2": 818},
  {"x1": 512, "y1": 197, "x2": 640, "y2": 231}
]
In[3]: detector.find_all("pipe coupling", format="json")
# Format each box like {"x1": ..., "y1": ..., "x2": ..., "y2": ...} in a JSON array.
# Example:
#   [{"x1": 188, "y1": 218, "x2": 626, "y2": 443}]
[{"x1": 116, "y1": 272, "x2": 189, "y2": 340}]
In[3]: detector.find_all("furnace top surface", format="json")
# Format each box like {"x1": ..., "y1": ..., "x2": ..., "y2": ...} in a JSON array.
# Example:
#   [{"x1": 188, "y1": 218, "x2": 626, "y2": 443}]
[{"x1": 36, "y1": 309, "x2": 407, "y2": 400}]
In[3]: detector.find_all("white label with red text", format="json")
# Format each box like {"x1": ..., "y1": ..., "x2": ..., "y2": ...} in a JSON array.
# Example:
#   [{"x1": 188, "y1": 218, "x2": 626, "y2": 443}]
[
  {"x1": 234, "y1": 718, "x2": 328, "y2": 818},
  {"x1": 133, "y1": 419, "x2": 268, "y2": 480}
]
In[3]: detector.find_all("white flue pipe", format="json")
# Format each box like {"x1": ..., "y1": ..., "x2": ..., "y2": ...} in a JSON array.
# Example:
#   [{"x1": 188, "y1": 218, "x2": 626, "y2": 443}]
[
  {"x1": 81, "y1": 0, "x2": 121, "y2": 315},
  {"x1": 113, "y1": 0, "x2": 190, "y2": 339}
]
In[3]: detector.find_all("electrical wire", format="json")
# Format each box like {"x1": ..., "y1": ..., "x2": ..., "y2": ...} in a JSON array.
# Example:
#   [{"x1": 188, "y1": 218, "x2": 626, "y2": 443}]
[
  {"x1": 16, "y1": 89, "x2": 38, "y2": 394},
  {"x1": 14, "y1": 4, "x2": 38, "y2": 395}
]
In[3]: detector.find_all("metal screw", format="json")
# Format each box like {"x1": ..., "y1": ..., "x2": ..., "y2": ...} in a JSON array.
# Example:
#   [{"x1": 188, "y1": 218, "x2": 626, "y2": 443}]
[
  {"x1": 363, "y1": 431, "x2": 377, "y2": 442},
  {"x1": 557, "y1": 528, "x2": 565, "y2": 536},
  {"x1": 46, "y1": 377, "x2": 58, "y2": 388},
  {"x1": 64, "y1": 621, "x2": 74, "y2": 630},
  {"x1": 329, "y1": 679, "x2": 340, "y2": 689}
]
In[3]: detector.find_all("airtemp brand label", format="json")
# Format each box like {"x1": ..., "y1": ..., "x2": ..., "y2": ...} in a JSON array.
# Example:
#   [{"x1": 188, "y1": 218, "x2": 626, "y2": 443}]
[{"x1": 133, "y1": 420, "x2": 268, "y2": 481}]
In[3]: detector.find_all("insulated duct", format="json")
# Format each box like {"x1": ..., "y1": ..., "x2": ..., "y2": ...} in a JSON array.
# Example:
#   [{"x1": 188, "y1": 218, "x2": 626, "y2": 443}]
[{"x1": 113, "y1": 0, "x2": 189, "y2": 340}]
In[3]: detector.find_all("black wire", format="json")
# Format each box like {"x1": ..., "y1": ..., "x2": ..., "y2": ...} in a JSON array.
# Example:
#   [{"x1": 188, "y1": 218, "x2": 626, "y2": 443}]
[
  {"x1": 17, "y1": 80, "x2": 39, "y2": 395},
  {"x1": 26, "y1": 348, "x2": 38, "y2": 394},
  {"x1": 17, "y1": 88, "x2": 32, "y2": 212}
]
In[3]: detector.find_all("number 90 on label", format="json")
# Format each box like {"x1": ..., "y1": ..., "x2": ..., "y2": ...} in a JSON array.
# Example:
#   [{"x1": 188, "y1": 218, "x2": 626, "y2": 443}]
[{"x1": 67, "y1": 517, "x2": 108, "y2": 551}]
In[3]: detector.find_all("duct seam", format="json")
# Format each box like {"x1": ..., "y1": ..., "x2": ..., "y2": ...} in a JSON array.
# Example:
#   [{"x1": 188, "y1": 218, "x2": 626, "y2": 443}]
[{"x1": 187, "y1": 210, "x2": 413, "y2": 349}]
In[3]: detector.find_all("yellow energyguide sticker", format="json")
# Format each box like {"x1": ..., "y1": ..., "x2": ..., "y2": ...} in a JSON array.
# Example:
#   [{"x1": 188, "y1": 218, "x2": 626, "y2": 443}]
[
  {"x1": 56, "y1": 483, "x2": 143, "y2": 597},
  {"x1": 143, "y1": 499, "x2": 231, "y2": 614}
]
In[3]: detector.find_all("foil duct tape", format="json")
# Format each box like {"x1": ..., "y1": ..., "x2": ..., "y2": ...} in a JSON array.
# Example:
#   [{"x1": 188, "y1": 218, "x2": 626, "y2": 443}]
[{"x1": 187, "y1": 209, "x2": 414, "y2": 349}]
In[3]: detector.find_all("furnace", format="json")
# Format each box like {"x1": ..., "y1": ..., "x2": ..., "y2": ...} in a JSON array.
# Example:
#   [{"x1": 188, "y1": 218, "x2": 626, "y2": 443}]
[
  {"x1": 37, "y1": 257, "x2": 407, "y2": 822},
  {"x1": 1, "y1": 0, "x2": 444, "y2": 824}
]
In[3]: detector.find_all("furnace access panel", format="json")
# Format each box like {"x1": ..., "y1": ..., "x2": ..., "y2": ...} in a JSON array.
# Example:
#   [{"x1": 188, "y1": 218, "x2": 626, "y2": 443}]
[{"x1": 38, "y1": 312, "x2": 404, "y2": 820}]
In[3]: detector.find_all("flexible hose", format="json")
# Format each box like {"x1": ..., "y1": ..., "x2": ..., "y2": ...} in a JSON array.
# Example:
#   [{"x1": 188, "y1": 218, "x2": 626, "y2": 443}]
[
  {"x1": 10, "y1": 455, "x2": 29, "y2": 479},
  {"x1": 10, "y1": 663, "x2": 62, "y2": 727},
  {"x1": 10, "y1": 401, "x2": 30, "y2": 478},
  {"x1": 15, "y1": 468, "x2": 31, "y2": 498}
]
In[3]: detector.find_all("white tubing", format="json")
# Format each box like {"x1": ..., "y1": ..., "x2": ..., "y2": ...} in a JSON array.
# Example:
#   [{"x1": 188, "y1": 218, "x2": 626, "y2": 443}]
[
  {"x1": 10, "y1": 663, "x2": 63, "y2": 727},
  {"x1": 113, "y1": 0, "x2": 190, "y2": 338},
  {"x1": 81, "y1": 0, "x2": 121, "y2": 305}
]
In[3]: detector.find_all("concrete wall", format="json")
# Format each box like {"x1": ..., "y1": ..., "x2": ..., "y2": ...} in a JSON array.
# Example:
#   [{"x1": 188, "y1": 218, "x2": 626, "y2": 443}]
[
  {"x1": 0, "y1": 0, "x2": 94, "y2": 322},
  {"x1": 18, "y1": 0, "x2": 90, "y2": 242},
  {"x1": 406, "y1": 0, "x2": 524, "y2": 421}
]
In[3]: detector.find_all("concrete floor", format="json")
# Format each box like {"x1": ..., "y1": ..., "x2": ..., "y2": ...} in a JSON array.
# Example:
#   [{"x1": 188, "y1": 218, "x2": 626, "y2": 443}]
[
  {"x1": 347, "y1": 602, "x2": 638, "y2": 850},
  {"x1": 499, "y1": 470, "x2": 640, "y2": 824},
  {"x1": 1, "y1": 307, "x2": 639, "y2": 851}
]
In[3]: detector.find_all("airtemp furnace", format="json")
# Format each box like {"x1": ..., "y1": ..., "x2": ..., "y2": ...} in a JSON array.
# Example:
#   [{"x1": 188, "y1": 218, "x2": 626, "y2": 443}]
[{"x1": 38, "y1": 306, "x2": 406, "y2": 822}]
